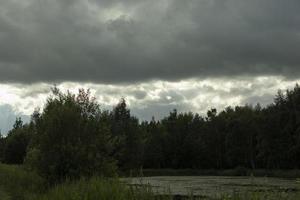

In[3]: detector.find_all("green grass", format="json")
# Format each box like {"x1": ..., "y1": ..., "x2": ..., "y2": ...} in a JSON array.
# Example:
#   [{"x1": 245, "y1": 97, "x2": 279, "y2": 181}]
[
  {"x1": 30, "y1": 177, "x2": 170, "y2": 200},
  {"x1": 0, "y1": 163, "x2": 45, "y2": 200},
  {"x1": 0, "y1": 163, "x2": 170, "y2": 200},
  {"x1": 0, "y1": 187, "x2": 10, "y2": 200}
]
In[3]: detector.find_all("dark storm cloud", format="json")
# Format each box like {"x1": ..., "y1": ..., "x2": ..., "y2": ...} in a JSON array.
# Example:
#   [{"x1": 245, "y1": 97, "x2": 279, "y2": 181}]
[{"x1": 0, "y1": 0, "x2": 300, "y2": 83}]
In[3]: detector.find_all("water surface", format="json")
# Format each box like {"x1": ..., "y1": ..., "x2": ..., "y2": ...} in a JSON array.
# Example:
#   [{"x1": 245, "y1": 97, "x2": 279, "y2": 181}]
[{"x1": 123, "y1": 176, "x2": 300, "y2": 198}]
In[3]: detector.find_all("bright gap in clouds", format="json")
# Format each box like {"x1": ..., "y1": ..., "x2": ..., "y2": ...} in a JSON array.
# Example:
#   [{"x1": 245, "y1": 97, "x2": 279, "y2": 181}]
[
  {"x1": 1, "y1": 76, "x2": 299, "y2": 134},
  {"x1": 0, "y1": 76, "x2": 299, "y2": 127}
]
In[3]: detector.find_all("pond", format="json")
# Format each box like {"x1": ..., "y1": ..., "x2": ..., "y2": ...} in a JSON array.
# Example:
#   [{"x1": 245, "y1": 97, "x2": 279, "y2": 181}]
[{"x1": 123, "y1": 176, "x2": 300, "y2": 199}]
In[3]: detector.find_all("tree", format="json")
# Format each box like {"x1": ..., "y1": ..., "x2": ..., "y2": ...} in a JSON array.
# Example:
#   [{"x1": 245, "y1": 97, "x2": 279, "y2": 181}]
[
  {"x1": 224, "y1": 106, "x2": 258, "y2": 169},
  {"x1": 13, "y1": 117, "x2": 23, "y2": 130},
  {"x1": 26, "y1": 88, "x2": 117, "y2": 183},
  {"x1": 2, "y1": 118, "x2": 32, "y2": 164},
  {"x1": 143, "y1": 118, "x2": 166, "y2": 168},
  {"x1": 111, "y1": 99, "x2": 144, "y2": 170},
  {"x1": 0, "y1": 131, "x2": 5, "y2": 162},
  {"x1": 4, "y1": 83, "x2": 300, "y2": 177}
]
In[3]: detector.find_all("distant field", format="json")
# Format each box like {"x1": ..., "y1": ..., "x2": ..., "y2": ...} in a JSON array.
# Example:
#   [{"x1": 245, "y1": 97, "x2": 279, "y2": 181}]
[{"x1": 124, "y1": 176, "x2": 300, "y2": 199}]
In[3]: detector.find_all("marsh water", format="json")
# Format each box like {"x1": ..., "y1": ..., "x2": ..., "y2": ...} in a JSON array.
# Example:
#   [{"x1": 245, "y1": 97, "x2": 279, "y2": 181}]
[{"x1": 123, "y1": 176, "x2": 300, "y2": 198}]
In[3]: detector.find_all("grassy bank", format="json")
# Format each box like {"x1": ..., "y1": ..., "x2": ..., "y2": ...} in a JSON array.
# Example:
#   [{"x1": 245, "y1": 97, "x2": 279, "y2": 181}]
[
  {"x1": 0, "y1": 188, "x2": 10, "y2": 200},
  {"x1": 30, "y1": 177, "x2": 165, "y2": 200},
  {"x1": 0, "y1": 163, "x2": 168, "y2": 200}
]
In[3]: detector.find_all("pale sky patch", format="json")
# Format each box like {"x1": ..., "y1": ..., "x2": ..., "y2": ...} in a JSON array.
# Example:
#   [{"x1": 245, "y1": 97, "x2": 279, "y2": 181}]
[{"x1": 0, "y1": 76, "x2": 299, "y2": 121}]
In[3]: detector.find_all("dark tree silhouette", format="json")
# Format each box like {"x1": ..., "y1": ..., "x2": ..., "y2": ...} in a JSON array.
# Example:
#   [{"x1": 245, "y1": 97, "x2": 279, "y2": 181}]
[{"x1": 2, "y1": 84, "x2": 300, "y2": 184}]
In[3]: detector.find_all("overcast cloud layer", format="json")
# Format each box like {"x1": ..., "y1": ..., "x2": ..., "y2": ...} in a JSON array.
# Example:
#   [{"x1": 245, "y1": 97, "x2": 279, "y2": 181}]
[
  {"x1": 1, "y1": 1, "x2": 300, "y2": 134},
  {"x1": 0, "y1": 0, "x2": 300, "y2": 83}
]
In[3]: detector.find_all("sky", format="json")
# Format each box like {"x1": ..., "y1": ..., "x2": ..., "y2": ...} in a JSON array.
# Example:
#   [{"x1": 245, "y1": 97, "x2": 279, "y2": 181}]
[{"x1": 0, "y1": 0, "x2": 300, "y2": 134}]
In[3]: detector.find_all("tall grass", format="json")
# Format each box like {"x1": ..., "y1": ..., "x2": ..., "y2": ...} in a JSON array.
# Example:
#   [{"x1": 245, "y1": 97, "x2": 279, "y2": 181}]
[
  {"x1": 0, "y1": 163, "x2": 171, "y2": 200},
  {"x1": 30, "y1": 177, "x2": 173, "y2": 200},
  {"x1": 0, "y1": 163, "x2": 45, "y2": 200},
  {"x1": 0, "y1": 188, "x2": 10, "y2": 200}
]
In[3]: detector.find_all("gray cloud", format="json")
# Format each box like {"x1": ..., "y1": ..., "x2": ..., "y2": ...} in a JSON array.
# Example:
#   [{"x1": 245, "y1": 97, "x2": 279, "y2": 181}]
[
  {"x1": 0, "y1": 0, "x2": 299, "y2": 84},
  {"x1": 242, "y1": 94, "x2": 275, "y2": 107},
  {"x1": 131, "y1": 102, "x2": 192, "y2": 121}
]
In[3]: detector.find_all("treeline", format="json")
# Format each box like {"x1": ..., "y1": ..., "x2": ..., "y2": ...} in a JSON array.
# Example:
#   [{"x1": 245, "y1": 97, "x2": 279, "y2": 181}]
[{"x1": 1, "y1": 85, "x2": 300, "y2": 182}]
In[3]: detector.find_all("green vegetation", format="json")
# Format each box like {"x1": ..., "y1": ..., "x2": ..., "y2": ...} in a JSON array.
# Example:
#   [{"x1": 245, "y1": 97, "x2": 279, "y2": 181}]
[
  {"x1": 135, "y1": 168, "x2": 300, "y2": 179},
  {"x1": 0, "y1": 163, "x2": 45, "y2": 200},
  {"x1": 2, "y1": 85, "x2": 300, "y2": 174},
  {"x1": 0, "y1": 188, "x2": 10, "y2": 200},
  {"x1": 30, "y1": 177, "x2": 160, "y2": 200},
  {"x1": 0, "y1": 118, "x2": 33, "y2": 165},
  {"x1": 0, "y1": 163, "x2": 299, "y2": 200},
  {"x1": 1, "y1": 85, "x2": 300, "y2": 199},
  {"x1": 25, "y1": 88, "x2": 117, "y2": 183},
  {"x1": 0, "y1": 163, "x2": 166, "y2": 200}
]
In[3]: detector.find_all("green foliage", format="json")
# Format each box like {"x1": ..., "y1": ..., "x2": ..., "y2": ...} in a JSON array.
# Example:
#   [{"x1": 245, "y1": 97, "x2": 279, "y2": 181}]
[
  {"x1": 0, "y1": 132, "x2": 5, "y2": 162},
  {"x1": 2, "y1": 119, "x2": 33, "y2": 164},
  {"x1": 0, "y1": 163, "x2": 45, "y2": 200},
  {"x1": 111, "y1": 98, "x2": 144, "y2": 170},
  {"x1": 3, "y1": 84, "x2": 300, "y2": 186},
  {"x1": 0, "y1": 163, "x2": 163, "y2": 200},
  {"x1": 142, "y1": 85, "x2": 300, "y2": 170},
  {"x1": 143, "y1": 118, "x2": 166, "y2": 168},
  {"x1": 26, "y1": 88, "x2": 117, "y2": 183},
  {"x1": 0, "y1": 188, "x2": 10, "y2": 200},
  {"x1": 3, "y1": 85, "x2": 300, "y2": 200},
  {"x1": 30, "y1": 177, "x2": 163, "y2": 200},
  {"x1": 1, "y1": 163, "x2": 300, "y2": 200}
]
